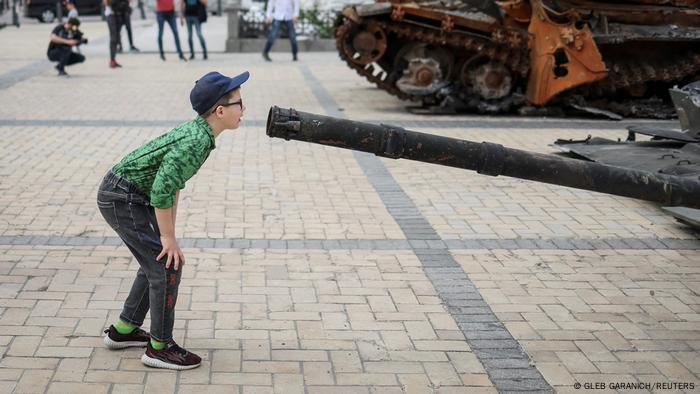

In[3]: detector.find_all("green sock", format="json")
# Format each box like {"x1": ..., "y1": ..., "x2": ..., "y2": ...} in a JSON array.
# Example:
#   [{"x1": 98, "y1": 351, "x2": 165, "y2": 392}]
[
  {"x1": 150, "y1": 339, "x2": 167, "y2": 350},
  {"x1": 113, "y1": 319, "x2": 136, "y2": 334}
]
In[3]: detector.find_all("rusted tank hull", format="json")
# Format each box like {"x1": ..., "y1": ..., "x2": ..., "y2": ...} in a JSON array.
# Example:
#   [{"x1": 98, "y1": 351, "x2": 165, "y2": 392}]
[{"x1": 335, "y1": 0, "x2": 700, "y2": 116}]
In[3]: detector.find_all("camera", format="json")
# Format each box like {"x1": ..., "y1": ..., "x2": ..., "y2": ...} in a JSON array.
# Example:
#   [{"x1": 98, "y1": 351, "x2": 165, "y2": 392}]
[{"x1": 68, "y1": 27, "x2": 88, "y2": 45}]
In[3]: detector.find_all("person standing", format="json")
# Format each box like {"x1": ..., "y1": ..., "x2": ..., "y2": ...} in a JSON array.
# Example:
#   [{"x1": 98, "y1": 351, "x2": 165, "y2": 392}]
[
  {"x1": 117, "y1": 0, "x2": 140, "y2": 53},
  {"x1": 104, "y1": 0, "x2": 125, "y2": 68},
  {"x1": 156, "y1": 0, "x2": 186, "y2": 61},
  {"x1": 262, "y1": 0, "x2": 300, "y2": 62},
  {"x1": 65, "y1": 0, "x2": 78, "y2": 19},
  {"x1": 180, "y1": 0, "x2": 207, "y2": 60}
]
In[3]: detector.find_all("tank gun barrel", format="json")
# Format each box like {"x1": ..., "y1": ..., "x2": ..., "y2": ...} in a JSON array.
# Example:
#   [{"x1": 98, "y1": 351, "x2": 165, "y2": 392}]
[{"x1": 266, "y1": 107, "x2": 700, "y2": 209}]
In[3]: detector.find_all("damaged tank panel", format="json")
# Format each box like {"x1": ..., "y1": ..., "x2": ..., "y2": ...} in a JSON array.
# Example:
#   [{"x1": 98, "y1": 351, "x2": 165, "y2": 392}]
[
  {"x1": 555, "y1": 82, "x2": 700, "y2": 183},
  {"x1": 554, "y1": 81, "x2": 700, "y2": 227},
  {"x1": 334, "y1": 0, "x2": 700, "y2": 116}
]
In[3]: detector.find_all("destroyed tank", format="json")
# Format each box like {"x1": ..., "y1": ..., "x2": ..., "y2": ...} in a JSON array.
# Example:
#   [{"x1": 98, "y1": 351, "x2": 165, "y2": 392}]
[{"x1": 334, "y1": 0, "x2": 700, "y2": 116}]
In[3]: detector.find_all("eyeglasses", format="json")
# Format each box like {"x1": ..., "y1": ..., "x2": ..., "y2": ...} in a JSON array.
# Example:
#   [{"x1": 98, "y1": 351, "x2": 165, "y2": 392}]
[{"x1": 219, "y1": 99, "x2": 243, "y2": 110}]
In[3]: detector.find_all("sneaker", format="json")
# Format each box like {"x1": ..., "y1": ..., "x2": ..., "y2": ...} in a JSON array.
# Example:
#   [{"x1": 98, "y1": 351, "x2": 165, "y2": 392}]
[
  {"x1": 160, "y1": 53, "x2": 166, "y2": 61},
  {"x1": 179, "y1": 54, "x2": 187, "y2": 61},
  {"x1": 103, "y1": 325, "x2": 150, "y2": 349},
  {"x1": 189, "y1": 53, "x2": 195, "y2": 60},
  {"x1": 293, "y1": 54, "x2": 298, "y2": 62},
  {"x1": 141, "y1": 340, "x2": 201, "y2": 370},
  {"x1": 203, "y1": 53, "x2": 208, "y2": 60},
  {"x1": 130, "y1": 46, "x2": 140, "y2": 52},
  {"x1": 262, "y1": 52, "x2": 271, "y2": 62},
  {"x1": 109, "y1": 60, "x2": 122, "y2": 68},
  {"x1": 55, "y1": 65, "x2": 68, "y2": 76}
]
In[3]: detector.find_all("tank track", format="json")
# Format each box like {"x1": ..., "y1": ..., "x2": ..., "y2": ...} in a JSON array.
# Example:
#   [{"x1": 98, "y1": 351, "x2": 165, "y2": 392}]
[
  {"x1": 588, "y1": 52, "x2": 700, "y2": 94},
  {"x1": 335, "y1": 20, "x2": 412, "y2": 102},
  {"x1": 335, "y1": 15, "x2": 700, "y2": 116},
  {"x1": 334, "y1": 17, "x2": 527, "y2": 104}
]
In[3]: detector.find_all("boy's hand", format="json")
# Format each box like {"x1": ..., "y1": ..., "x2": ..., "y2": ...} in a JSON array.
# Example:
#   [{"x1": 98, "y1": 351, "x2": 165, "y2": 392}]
[{"x1": 157, "y1": 235, "x2": 185, "y2": 270}]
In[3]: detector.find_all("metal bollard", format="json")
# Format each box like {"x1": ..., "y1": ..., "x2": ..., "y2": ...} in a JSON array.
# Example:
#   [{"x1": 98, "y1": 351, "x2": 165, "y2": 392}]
[{"x1": 56, "y1": 0, "x2": 63, "y2": 21}]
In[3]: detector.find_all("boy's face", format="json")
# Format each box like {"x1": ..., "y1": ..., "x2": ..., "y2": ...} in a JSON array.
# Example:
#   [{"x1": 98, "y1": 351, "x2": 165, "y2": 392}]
[{"x1": 219, "y1": 89, "x2": 244, "y2": 130}]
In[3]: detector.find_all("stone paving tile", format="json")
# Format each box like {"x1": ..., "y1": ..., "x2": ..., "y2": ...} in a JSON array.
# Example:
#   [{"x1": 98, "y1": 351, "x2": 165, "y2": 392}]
[
  {"x1": 0, "y1": 245, "x2": 494, "y2": 392},
  {"x1": 453, "y1": 248, "x2": 700, "y2": 390}
]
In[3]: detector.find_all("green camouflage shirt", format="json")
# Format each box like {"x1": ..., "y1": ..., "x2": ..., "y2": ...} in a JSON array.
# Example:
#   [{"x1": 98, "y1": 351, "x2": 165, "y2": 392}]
[{"x1": 112, "y1": 116, "x2": 216, "y2": 208}]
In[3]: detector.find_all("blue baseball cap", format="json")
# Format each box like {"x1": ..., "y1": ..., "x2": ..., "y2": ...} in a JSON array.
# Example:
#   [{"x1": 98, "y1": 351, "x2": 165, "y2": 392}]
[{"x1": 190, "y1": 71, "x2": 250, "y2": 115}]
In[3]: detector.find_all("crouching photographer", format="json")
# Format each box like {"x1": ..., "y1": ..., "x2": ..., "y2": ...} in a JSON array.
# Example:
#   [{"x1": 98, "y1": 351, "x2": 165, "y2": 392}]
[{"x1": 47, "y1": 17, "x2": 87, "y2": 77}]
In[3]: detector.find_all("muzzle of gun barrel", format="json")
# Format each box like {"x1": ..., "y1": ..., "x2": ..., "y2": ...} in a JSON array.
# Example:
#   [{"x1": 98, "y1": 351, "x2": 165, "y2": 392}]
[{"x1": 266, "y1": 106, "x2": 301, "y2": 141}]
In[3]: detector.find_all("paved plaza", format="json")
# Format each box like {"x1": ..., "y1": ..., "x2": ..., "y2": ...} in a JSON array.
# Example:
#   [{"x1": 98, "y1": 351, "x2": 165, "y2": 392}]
[{"x1": 0, "y1": 15, "x2": 699, "y2": 394}]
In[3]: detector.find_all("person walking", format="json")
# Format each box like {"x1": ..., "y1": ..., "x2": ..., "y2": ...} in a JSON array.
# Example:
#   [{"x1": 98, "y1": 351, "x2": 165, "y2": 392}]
[
  {"x1": 180, "y1": 0, "x2": 207, "y2": 60},
  {"x1": 262, "y1": 0, "x2": 300, "y2": 62},
  {"x1": 156, "y1": 0, "x2": 186, "y2": 61}
]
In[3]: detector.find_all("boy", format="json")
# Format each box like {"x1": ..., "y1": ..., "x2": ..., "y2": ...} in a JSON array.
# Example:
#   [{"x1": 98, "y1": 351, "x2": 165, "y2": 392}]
[{"x1": 98, "y1": 71, "x2": 249, "y2": 370}]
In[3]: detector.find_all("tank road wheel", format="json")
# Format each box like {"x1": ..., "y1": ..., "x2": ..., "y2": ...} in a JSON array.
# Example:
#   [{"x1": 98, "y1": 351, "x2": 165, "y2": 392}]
[
  {"x1": 340, "y1": 23, "x2": 388, "y2": 66},
  {"x1": 394, "y1": 43, "x2": 455, "y2": 97},
  {"x1": 461, "y1": 58, "x2": 513, "y2": 100}
]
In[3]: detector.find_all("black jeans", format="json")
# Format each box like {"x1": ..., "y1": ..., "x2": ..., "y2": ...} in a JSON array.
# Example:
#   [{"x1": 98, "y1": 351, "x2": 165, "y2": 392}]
[
  {"x1": 97, "y1": 170, "x2": 181, "y2": 342},
  {"x1": 107, "y1": 14, "x2": 124, "y2": 60},
  {"x1": 121, "y1": 10, "x2": 134, "y2": 48},
  {"x1": 47, "y1": 47, "x2": 85, "y2": 71}
]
